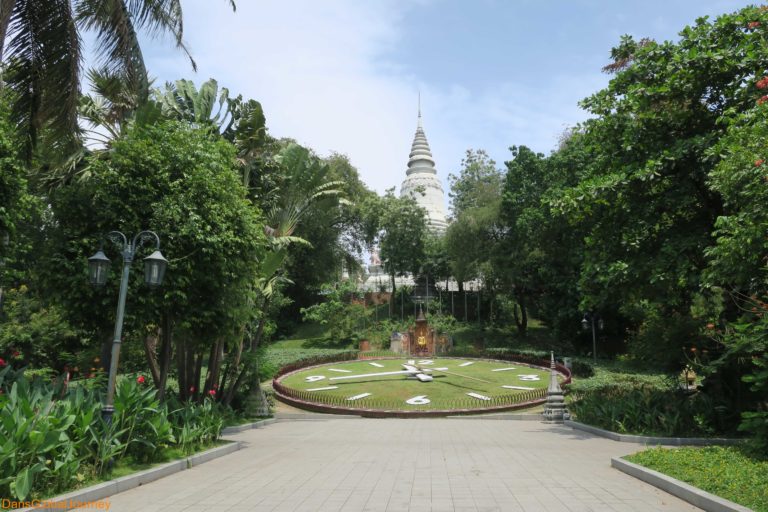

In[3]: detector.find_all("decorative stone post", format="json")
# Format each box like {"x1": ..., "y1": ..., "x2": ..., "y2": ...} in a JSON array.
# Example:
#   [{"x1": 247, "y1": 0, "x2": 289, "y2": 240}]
[{"x1": 543, "y1": 351, "x2": 570, "y2": 423}]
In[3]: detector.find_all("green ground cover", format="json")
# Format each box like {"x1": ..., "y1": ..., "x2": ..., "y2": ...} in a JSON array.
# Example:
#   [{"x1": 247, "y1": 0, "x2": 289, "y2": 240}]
[
  {"x1": 625, "y1": 446, "x2": 768, "y2": 512},
  {"x1": 277, "y1": 358, "x2": 554, "y2": 410}
]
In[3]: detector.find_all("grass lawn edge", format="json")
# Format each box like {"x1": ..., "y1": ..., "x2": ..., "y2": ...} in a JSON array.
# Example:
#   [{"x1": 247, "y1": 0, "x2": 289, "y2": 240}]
[
  {"x1": 15, "y1": 441, "x2": 242, "y2": 512},
  {"x1": 564, "y1": 420, "x2": 744, "y2": 446},
  {"x1": 611, "y1": 457, "x2": 754, "y2": 512}
]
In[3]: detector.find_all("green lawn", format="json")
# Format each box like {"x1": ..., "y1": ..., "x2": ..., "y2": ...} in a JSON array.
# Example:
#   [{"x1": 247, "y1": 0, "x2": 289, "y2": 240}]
[
  {"x1": 625, "y1": 446, "x2": 768, "y2": 512},
  {"x1": 278, "y1": 357, "x2": 555, "y2": 410}
]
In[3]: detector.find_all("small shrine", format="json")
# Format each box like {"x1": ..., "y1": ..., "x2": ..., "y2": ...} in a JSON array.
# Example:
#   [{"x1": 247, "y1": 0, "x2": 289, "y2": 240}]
[{"x1": 409, "y1": 306, "x2": 435, "y2": 356}]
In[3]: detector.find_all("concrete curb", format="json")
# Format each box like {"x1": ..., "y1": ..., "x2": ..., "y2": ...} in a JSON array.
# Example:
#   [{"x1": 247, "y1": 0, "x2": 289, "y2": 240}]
[
  {"x1": 447, "y1": 413, "x2": 543, "y2": 421},
  {"x1": 565, "y1": 420, "x2": 743, "y2": 446},
  {"x1": 221, "y1": 417, "x2": 277, "y2": 435},
  {"x1": 611, "y1": 457, "x2": 752, "y2": 512},
  {"x1": 18, "y1": 442, "x2": 242, "y2": 512}
]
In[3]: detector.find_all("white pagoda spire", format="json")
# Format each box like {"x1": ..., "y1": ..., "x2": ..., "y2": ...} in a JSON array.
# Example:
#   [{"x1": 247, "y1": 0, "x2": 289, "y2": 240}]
[{"x1": 400, "y1": 104, "x2": 448, "y2": 233}]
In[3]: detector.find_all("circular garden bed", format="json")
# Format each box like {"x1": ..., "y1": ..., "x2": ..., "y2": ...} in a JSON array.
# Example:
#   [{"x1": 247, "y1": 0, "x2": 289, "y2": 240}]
[{"x1": 273, "y1": 356, "x2": 570, "y2": 417}]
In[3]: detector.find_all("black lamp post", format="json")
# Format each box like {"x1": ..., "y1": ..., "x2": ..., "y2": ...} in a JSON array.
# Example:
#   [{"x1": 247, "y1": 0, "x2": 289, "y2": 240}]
[
  {"x1": 87, "y1": 231, "x2": 167, "y2": 425},
  {"x1": 582, "y1": 311, "x2": 603, "y2": 363}
]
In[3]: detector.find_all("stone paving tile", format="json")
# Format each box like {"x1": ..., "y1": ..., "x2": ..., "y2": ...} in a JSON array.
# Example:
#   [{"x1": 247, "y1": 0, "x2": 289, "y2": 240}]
[{"x1": 72, "y1": 418, "x2": 702, "y2": 512}]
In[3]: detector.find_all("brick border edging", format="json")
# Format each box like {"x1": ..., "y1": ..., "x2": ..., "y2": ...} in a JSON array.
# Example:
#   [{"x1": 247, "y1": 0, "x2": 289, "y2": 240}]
[
  {"x1": 18, "y1": 442, "x2": 242, "y2": 512},
  {"x1": 611, "y1": 457, "x2": 752, "y2": 512},
  {"x1": 565, "y1": 420, "x2": 743, "y2": 446}
]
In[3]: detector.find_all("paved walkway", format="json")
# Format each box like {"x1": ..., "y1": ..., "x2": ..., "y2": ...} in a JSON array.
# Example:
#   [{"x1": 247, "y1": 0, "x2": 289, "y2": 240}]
[{"x1": 86, "y1": 417, "x2": 701, "y2": 512}]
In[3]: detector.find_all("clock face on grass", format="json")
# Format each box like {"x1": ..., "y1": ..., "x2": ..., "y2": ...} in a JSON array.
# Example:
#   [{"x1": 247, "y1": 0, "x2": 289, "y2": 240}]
[{"x1": 276, "y1": 358, "x2": 557, "y2": 412}]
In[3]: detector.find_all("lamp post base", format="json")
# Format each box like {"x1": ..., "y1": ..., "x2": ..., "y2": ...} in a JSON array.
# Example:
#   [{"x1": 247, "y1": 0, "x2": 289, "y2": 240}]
[{"x1": 101, "y1": 404, "x2": 115, "y2": 426}]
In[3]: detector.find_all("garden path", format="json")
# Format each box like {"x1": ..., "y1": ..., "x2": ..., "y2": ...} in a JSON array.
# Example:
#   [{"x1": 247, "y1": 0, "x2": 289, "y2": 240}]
[{"x1": 76, "y1": 417, "x2": 701, "y2": 512}]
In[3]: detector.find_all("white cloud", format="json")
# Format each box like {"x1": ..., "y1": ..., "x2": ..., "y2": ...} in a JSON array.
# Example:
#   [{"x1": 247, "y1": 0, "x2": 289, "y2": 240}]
[{"x1": 142, "y1": 0, "x2": 608, "y2": 200}]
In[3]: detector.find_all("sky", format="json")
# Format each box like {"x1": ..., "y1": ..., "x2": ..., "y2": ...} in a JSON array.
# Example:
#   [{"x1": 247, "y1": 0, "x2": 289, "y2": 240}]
[{"x1": 138, "y1": 0, "x2": 747, "y2": 199}]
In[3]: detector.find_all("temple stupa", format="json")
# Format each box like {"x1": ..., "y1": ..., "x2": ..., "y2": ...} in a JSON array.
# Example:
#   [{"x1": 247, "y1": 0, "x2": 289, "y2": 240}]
[{"x1": 400, "y1": 107, "x2": 448, "y2": 233}]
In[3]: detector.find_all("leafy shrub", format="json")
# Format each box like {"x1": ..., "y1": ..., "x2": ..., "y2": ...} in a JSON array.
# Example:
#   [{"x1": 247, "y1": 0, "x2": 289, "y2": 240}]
[
  {"x1": 708, "y1": 300, "x2": 768, "y2": 456},
  {"x1": 0, "y1": 367, "x2": 226, "y2": 500},
  {"x1": 263, "y1": 348, "x2": 356, "y2": 380},
  {"x1": 570, "y1": 360, "x2": 595, "y2": 378},
  {"x1": 168, "y1": 399, "x2": 223, "y2": 454},
  {"x1": 0, "y1": 367, "x2": 81, "y2": 500},
  {"x1": 625, "y1": 304, "x2": 700, "y2": 372},
  {"x1": 113, "y1": 379, "x2": 174, "y2": 463},
  {"x1": 300, "y1": 281, "x2": 371, "y2": 345},
  {"x1": 0, "y1": 285, "x2": 83, "y2": 370},
  {"x1": 569, "y1": 384, "x2": 735, "y2": 437}
]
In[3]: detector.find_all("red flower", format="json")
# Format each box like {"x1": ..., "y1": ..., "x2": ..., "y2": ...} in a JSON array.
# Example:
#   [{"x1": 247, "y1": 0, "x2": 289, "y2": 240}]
[
  {"x1": 0, "y1": 358, "x2": 6, "y2": 367},
  {"x1": 690, "y1": 347, "x2": 697, "y2": 353},
  {"x1": 208, "y1": 389, "x2": 216, "y2": 397},
  {"x1": 136, "y1": 375, "x2": 146, "y2": 384},
  {"x1": 757, "y1": 77, "x2": 768, "y2": 89},
  {"x1": 11, "y1": 351, "x2": 20, "y2": 358},
  {"x1": 706, "y1": 323, "x2": 715, "y2": 330},
  {"x1": 189, "y1": 386, "x2": 196, "y2": 393},
  {"x1": 749, "y1": 21, "x2": 761, "y2": 29},
  {"x1": 88, "y1": 373, "x2": 95, "y2": 378},
  {"x1": 758, "y1": 95, "x2": 768, "y2": 105},
  {"x1": 756, "y1": 159, "x2": 765, "y2": 167}
]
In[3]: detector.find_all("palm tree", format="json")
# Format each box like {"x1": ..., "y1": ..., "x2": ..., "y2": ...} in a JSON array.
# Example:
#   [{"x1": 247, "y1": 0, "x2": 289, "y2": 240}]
[{"x1": 0, "y1": 0, "x2": 235, "y2": 157}]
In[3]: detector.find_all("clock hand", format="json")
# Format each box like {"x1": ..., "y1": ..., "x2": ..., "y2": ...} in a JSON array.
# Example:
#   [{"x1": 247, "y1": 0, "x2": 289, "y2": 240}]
[
  {"x1": 422, "y1": 367, "x2": 493, "y2": 384},
  {"x1": 329, "y1": 369, "x2": 416, "y2": 381}
]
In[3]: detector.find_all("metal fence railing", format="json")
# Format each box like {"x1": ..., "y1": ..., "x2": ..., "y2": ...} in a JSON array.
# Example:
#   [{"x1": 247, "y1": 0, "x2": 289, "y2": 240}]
[{"x1": 272, "y1": 381, "x2": 547, "y2": 412}]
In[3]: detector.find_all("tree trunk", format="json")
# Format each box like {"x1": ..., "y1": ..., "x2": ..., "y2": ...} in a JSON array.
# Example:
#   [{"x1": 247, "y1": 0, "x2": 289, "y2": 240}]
[
  {"x1": 224, "y1": 364, "x2": 246, "y2": 406},
  {"x1": 193, "y1": 350, "x2": 203, "y2": 400},
  {"x1": 389, "y1": 273, "x2": 396, "y2": 317},
  {"x1": 99, "y1": 331, "x2": 112, "y2": 375},
  {"x1": 157, "y1": 312, "x2": 173, "y2": 402},
  {"x1": 251, "y1": 296, "x2": 271, "y2": 351},
  {"x1": 515, "y1": 296, "x2": 528, "y2": 336},
  {"x1": 176, "y1": 337, "x2": 187, "y2": 401},
  {"x1": 219, "y1": 329, "x2": 246, "y2": 396},
  {"x1": 204, "y1": 338, "x2": 224, "y2": 398},
  {"x1": 142, "y1": 327, "x2": 161, "y2": 387}
]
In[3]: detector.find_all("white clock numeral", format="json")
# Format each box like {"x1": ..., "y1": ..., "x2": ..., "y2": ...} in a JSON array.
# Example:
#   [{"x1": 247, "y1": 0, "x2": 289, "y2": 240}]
[
  {"x1": 467, "y1": 392, "x2": 491, "y2": 401},
  {"x1": 369, "y1": 362, "x2": 384, "y2": 368},
  {"x1": 307, "y1": 386, "x2": 338, "y2": 391},
  {"x1": 492, "y1": 367, "x2": 517, "y2": 372},
  {"x1": 347, "y1": 393, "x2": 372, "y2": 401},
  {"x1": 406, "y1": 395, "x2": 430, "y2": 405},
  {"x1": 459, "y1": 362, "x2": 474, "y2": 367},
  {"x1": 417, "y1": 360, "x2": 434, "y2": 365},
  {"x1": 502, "y1": 385, "x2": 534, "y2": 390},
  {"x1": 305, "y1": 376, "x2": 325, "y2": 382},
  {"x1": 518, "y1": 375, "x2": 541, "y2": 381},
  {"x1": 407, "y1": 360, "x2": 416, "y2": 364},
  {"x1": 328, "y1": 368, "x2": 352, "y2": 373}
]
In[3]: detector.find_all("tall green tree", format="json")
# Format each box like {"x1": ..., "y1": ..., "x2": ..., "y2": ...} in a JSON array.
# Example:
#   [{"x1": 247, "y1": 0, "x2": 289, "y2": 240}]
[
  {"x1": 362, "y1": 190, "x2": 427, "y2": 311},
  {"x1": 42, "y1": 120, "x2": 264, "y2": 401},
  {"x1": 0, "y1": 0, "x2": 235, "y2": 156},
  {"x1": 447, "y1": 149, "x2": 503, "y2": 218},
  {"x1": 444, "y1": 149, "x2": 502, "y2": 295},
  {"x1": 497, "y1": 146, "x2": 548, "y2": 334},
  {"x1": 548, "y1": 5, "x2": 768, "y2": 361}
]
